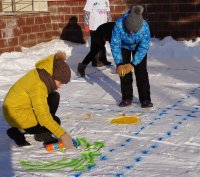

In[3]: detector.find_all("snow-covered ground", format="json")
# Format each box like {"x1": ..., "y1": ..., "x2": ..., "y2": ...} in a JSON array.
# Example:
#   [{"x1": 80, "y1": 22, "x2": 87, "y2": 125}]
[{"x1": 0, "y1": 37, "x2": 200, "y2": 177}]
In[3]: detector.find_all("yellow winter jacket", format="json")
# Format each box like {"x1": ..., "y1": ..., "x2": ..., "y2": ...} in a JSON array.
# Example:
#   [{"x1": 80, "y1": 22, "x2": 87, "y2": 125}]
[{"x1": 2, "y1": 55, "x2": 65, "y2": 138}]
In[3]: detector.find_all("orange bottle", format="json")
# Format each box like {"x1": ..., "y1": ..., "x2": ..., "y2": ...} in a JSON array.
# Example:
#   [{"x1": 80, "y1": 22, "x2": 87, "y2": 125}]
[{"x1": 45, "y1": 141, "x2": 64, "y2": 151}]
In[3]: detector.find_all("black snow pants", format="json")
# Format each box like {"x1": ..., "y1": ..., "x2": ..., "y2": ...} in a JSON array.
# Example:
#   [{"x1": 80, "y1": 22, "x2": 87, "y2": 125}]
[
  {"x1": 120, "y1": 48, "x2": 151, "y2": 103},
  {"x1": 25, "y1": 92, "x2": 61, "y2": 134}
]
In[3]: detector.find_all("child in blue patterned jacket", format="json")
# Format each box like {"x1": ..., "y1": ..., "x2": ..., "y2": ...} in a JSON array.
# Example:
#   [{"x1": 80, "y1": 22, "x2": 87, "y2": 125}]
[{"x1": 110, "y1": 5, "x2": 153, "y2": 108}]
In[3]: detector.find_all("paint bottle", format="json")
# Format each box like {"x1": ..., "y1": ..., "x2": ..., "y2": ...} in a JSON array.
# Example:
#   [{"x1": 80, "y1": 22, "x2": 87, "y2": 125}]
[{"x1": 45, "y1": 138, "x2": 78, "y2": 151}]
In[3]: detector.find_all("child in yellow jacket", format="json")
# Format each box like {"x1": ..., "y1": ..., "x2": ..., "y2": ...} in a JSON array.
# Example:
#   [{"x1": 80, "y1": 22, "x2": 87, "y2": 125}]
[{"x1": 2, "y1": 51, "x2": 74, "y2": 149}]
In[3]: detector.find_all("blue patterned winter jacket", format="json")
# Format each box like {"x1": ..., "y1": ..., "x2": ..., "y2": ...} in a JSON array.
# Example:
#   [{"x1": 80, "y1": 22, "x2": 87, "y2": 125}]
[{"x1": 110, "y1": 13, "x2": 150, "y2": 66}]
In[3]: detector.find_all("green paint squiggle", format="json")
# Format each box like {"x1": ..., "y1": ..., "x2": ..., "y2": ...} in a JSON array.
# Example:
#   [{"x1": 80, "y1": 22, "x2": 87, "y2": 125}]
[{"x1": 20, "y1": 137, "x2": 104, "y2": 171}]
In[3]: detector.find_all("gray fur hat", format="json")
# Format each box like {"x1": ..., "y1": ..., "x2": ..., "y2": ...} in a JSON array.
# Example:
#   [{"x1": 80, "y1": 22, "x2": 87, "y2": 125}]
[{"x1": 125, "y1": 5, "x2": 144, "y2": 32}]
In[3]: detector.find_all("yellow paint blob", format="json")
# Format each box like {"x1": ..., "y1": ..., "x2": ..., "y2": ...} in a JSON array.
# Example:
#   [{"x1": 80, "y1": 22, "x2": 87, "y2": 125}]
[{"x1": 110, "y1": 116, "x2": 141, "y2": 125}]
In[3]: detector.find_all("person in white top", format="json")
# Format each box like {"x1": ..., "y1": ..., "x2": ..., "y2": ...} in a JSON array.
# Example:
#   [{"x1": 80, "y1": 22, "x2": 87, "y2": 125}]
[{"x1": 83, "y1": 0, "x2": 112, "y2": 66}]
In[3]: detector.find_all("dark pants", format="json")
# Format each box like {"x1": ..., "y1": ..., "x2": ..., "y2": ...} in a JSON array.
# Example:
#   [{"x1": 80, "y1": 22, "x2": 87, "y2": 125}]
[
  {"x1": 120, "y1": 48, "x2": 151, "y2": 103},
  {"x1": 82, "y1": 43, "x2": 106, "y2": 65},
  {"x1": 82, "y1": 30, "x2": 107, "y2": 65},
  {"x1": 25, "y1": 92, "x2": 61, "y2": 134}
]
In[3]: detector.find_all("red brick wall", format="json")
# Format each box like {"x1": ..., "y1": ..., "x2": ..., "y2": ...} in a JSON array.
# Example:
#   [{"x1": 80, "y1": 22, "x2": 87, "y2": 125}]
[
  {"x1": 110, "y1": 0, "x2": 200, "y2": 40},
  {"x1": 0, "y1": 1, "x2": 2, "y2": 12},
  {"x1": 19, "y1": 13, "x2": 61, "y2": 47},
  {"x1": 0, "y1": 0, "x2": 87, "y2": 54},
  {"x1": 0, "y1": 13, "x2": 60, "y2": 54},
  {"x1": 0, "y1": 0, "x2": 199, "y2": 54},
  {"x1": 0, "y1": 16, "x2": 21, "y2": 53}
]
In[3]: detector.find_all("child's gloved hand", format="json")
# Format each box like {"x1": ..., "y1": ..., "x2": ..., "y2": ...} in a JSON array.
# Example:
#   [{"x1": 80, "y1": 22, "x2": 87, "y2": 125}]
[
  {"x1": 84, "y1": 26, "x2": 90, "y2": 33},
  {"x1": 116, "y1": 65, "x2": 126, "y2": 77},
  {"x1": 60, "y1": 132, "x2": 74, "y2": 149},
  {"x1": 124, "y1": 63, "x2": 134, "y2": 74}
]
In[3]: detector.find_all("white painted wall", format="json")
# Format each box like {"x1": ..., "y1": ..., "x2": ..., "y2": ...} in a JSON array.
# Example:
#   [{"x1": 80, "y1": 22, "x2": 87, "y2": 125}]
[{"x1": 2, "y1": 0, "x2": 48, "y2": 12}]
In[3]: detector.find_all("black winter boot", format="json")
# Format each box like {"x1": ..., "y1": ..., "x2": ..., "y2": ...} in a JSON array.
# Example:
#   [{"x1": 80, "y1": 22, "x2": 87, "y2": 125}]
[
  {"x1": 141, "y1": 100, "x2": 153, "y2": 108},
  {"x1": 118, "y1": 100, "x2": 133, "y2": 107},
  {"x1": 96, "y1": 61, "x2": 105, "y2": 67},
  {"x1": 7, "y1": 127, "x2": 31, "y2": 147},
  {"x1": 77, "y1": 63, "x2": 87, "y2": 77},
  {"x1": 34, "y1": 132, "x2": 58, "y2": 144}
]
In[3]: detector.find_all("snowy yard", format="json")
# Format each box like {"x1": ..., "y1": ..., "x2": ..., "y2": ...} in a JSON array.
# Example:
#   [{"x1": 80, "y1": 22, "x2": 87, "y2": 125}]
[{"x1": 0, "y1": 37, "x2": 200, "y2": 177}]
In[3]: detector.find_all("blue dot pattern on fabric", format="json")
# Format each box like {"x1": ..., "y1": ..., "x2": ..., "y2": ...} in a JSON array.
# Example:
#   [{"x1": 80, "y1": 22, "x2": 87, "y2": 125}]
[
  {"x1": 87, "y1": 164, "x2": 96, "y2": 170},
  {"x1": 134, "y1": 157, "x2": 142, "y2": 162},
  {"x1": 126, "y1": 138, "x2": 132, "y2": 142},
  {"x1": 125, "y1": 165, "x2": 134, "y2": 169},
  {"x1": 173, "y1": 125, "x2": 178, "y2": 129},
  {"x1": 134, "y1": 132, "x2": 140, "y2": 135},
  {"x1": 141, "y1": 150, "x2": 149, "y2": 154},
  {"x1": 111, "y1": 86, "x2": 199, "y2": 177},
  {"x1": 73, "y1": 173, "x2": 82, "y2": 177},
  {"x1": 109, "y1": 148, "x2": 115, "y2": 152},
  {"x1": 150, "y1": 145, "x2": 158, "y2": 149},
  {"x1": 100, "y1": 156, "x2": 108, "y2": 161},
  {"x1": 116, "y1": 173, "x2": 124, "y2": 177},
  {"x1": 166, "y1": 131, "x2": 172, "y2": 136}
]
